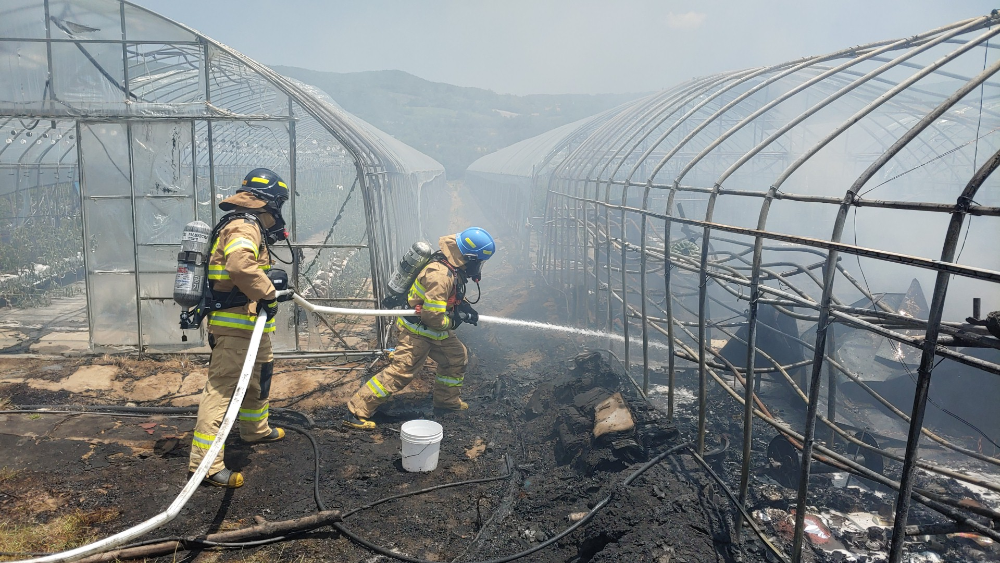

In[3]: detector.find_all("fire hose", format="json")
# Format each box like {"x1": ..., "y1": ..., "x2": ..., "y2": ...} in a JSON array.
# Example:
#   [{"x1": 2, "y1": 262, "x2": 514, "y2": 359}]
[
  {"x1": 4, "y1": 293, "x2": 427, "y2": 563},
  {"x1": 5, "y1": 293, "x2": 777, "y2": 562},
  {"x1": 13, "y1": 312, "x2": 271, "y2": 563}
]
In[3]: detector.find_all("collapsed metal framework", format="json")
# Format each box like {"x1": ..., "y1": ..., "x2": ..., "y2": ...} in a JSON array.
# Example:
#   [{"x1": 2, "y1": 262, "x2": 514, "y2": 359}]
[
  {"x1": 468, "y1": 13, "x2": 1000, "y2": 563},
  {"x1": 0, "y1": 0, "x2": 448, "y2": 352}
]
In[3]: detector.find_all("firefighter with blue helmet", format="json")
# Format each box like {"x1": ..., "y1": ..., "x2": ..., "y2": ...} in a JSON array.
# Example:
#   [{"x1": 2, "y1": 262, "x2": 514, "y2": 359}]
[{"x1": 345, "y1": 227, "x2": 496, "y2": 429}]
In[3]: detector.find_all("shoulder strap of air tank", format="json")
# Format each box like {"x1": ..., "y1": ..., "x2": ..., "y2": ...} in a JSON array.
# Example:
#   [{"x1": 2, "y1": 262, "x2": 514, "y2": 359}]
[
  {"x1": 212, "y1": 212, "x2": 265, "y2": 243},
  {"x1": 432, "y1": 251, "x2": 456, "y2": 274},
  {"x1": 431, "y1": 251, "x2": 467, "y2": 298},
  {"x1": 205, "y1": 212, "x2": 265, "y2": 308}
]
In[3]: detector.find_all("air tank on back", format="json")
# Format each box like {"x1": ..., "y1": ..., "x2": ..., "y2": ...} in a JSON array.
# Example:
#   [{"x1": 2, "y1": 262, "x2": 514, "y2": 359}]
[
  {"x1": 383, "y1": 241, "x2": 434, "y2": 307},
  {"x1": 173, "y1": 220, "x2": 212, "y2": 308}
]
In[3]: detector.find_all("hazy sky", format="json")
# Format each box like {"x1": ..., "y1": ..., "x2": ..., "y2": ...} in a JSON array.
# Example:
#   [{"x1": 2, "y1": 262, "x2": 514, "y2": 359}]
[{"x1": 132, "y1": 0, "x2": 994, "y2": 95}]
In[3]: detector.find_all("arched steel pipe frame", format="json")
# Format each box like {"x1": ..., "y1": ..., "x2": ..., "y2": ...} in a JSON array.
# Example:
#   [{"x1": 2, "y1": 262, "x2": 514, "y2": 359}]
[{"x1": 468, "y1": 13, "x2": 1000, "y2": 563}]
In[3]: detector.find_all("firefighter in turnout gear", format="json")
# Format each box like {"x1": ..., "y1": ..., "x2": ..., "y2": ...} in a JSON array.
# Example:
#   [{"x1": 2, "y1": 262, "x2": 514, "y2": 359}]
[
  {"x1": 344, "y1": 227, "x2": 496, "y2": 429},
  {"x1": 188, "y1": 168, "x2": 293, "y2": 488}
]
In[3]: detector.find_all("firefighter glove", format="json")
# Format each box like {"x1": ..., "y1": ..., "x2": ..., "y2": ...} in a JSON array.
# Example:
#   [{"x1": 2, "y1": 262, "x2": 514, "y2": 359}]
[
  {"x1": 457, "y1": 301, "x2": 479, "y2": 326},
  {"x1": 259, "y1": 298, "x2": 279, "y2": 320}
]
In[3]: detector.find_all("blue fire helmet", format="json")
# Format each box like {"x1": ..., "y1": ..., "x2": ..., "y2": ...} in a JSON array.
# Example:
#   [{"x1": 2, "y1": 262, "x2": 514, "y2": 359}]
[{"x1": 456, "y1": 227, "x2": 496, "y2": 262}]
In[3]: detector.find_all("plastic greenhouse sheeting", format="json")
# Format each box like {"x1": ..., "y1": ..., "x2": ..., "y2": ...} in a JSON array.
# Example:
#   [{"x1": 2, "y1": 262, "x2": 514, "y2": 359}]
[{"x1": 0, "y1": 0, "x2": 447, "y2": 352}]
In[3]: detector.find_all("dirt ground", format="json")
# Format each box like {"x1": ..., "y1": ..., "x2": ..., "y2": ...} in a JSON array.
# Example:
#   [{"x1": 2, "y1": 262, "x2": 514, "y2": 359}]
[
  {"x1": 0, "y1": 183, "x2": 1000, "y2": 563},
  {"x1": 0, "y1": 256, "x2": 744, "y2": 563},
  {"x1": 0, "y1": 186, "x2": 753, "y2": 563},
  {"x1": 5, "y1": 185, "x2": 994, "y2": 562}
]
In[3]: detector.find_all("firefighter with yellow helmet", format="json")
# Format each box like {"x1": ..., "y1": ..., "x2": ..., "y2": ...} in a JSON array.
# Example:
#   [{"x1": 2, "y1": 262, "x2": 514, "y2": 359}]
[
  {"x1": 344, "y1": 227, "x2": 496, "y2": 429},
  {"x1": 188, "y1": 168, "x2": 293, "y2": 488}
]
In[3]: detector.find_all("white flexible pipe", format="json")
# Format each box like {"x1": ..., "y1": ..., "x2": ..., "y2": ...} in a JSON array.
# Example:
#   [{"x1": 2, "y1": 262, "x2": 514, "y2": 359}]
[
  {"x1": 18, "y1": 294, "x2": 413, "y2": 562},
  {"x1": 19, "y1": 314, "x2": 269, "y2": 563},
  {"x1": 291, "y1": 292, "x2": 416, "y2": 317}
]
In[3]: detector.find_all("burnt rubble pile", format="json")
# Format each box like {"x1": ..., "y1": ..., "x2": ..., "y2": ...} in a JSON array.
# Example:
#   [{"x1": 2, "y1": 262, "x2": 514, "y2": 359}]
[
  {"x1": 746, "y1": 440, "x2": 1000, "y2": 562},
  {"x1": 524, "y1": 351, "x2": 678, "y2": 474},
  {"x1": 502, "y1": 351, "x2": 740, "y2": 562}
]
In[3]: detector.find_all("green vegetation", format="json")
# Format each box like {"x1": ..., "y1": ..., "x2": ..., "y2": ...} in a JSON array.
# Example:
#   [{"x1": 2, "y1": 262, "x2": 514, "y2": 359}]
[
  {"x1": 0, "y1": 508, "x2": 118, "y2": 554},
  {"x1": 273, "y1": 67, "x2": 645, "y2": 178},
  {"x1": 0, "y1": 182, "x2": 83, "y2": 307}
]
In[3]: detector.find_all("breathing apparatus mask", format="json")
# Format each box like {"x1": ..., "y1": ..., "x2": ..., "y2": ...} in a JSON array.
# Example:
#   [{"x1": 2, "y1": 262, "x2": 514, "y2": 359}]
[
  {"x1": 263, "y1": 201, "x2": 289, "y2": 245},
  {"x1": 455, "y1": 227, "x2": 495, "y2": 285},
  {"x1": 454, "y1": 227, "x2": 494, "y2": 307},
  {"x1": 233, "y1": 168, "x2": 295, "y2": 263},
  {"x1": 462, "y1": 255, "x2": 483, "y2": 282},
  {"x1": 237, "y1": 168, "x2": 289, "y2": 242}
]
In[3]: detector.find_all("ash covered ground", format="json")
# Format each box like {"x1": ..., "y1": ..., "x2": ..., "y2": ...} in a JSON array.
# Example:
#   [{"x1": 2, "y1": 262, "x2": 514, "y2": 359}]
[
  {"x1": 0, "y1": 263, "x2": 743, "y2": 563},
  {"x1": 3, "y1": 188, "x2": 997, "y2": 563}
]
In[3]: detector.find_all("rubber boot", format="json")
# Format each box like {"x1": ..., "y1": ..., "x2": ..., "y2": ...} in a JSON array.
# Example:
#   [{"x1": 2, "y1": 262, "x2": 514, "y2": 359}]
[
  {"x1": 246, "y1": 427, "x2": 284, "y2": 443},
  {"x1": 343, "y1": 410, "x2": 376, "y2": 430},
  {"x1": 433, "y1": 399, "x2": 468, "y2": 412},
  {"x1": 204, "y1": 468, "x2": 243, "y2": 488}
]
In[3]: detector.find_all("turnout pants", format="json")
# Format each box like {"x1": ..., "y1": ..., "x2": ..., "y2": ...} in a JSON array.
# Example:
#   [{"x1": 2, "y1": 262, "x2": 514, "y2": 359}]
[
  {"x1": 188, "y1": 334, "x2": 275, "y2": 475},
  {"x1": 348, "y1": 328, "x2": 468, "y2": 418}
]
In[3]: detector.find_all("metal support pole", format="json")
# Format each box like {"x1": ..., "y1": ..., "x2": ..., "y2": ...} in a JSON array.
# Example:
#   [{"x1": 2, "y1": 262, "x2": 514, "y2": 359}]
[
  {"x1": 620, "y1": 181, "x2": 631, "y2": 371},
  {"x1": 604, "y1": 180, "x2": 614, "y2": 332},
  {"x1": 639, "y1": 180, "x2": 651, "y2": 394},
  {"x1": 574, "y1": 187, "x2": 583, "y2": 320},
  {"x1": 189, "y1": 121, "x2": 198, "y2": 222},
  {"x1": 827, "y1": 327, "x2": 838, "y2": 449},
  {"x1": 76, "y1": 122, "x2": 95, "y2": 350},
  {"x1": 288, "y1": 98, "x2": 299, "y2": 351},
  {"x1": 126, "y1": 122, "x2": 142, "y2": 350},
  {"x1": 118, "y1": 0, "x2": 129, "y2": 100},
  {"x1": 887, "y1": 147, "x2": 1000, "y2": 563},
  {"x1": 202, "y1": 39, "x2": 217, "y2": 228},
  {"x1": 43, "y1": 0, "x2": 56, "y2": 103},
  {"x1": 696, "y1": 180, "x2": 725, "y2": 456},
  {"x1": 736, "y1": 182, "x2": 780, "y2": 535}
]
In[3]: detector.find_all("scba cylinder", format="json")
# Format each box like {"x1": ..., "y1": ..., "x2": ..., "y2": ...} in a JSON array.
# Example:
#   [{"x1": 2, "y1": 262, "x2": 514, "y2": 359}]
[
  {"x1": 386, "y1": 241, "x2": 434, "y2": 297},
  {"x1": 173, "y1": 220, "x2": 212, "y2": 308}
]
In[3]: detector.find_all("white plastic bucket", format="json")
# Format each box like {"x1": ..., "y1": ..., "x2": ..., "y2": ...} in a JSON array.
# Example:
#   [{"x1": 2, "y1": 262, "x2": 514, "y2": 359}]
[{"x1": 400, "y1": 419, "x2": 444, "y2": 472}]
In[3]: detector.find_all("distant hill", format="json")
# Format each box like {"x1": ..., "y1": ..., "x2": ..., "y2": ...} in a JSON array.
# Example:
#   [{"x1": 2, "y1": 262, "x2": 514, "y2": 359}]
[{"x1": 272, "y1": 66, "x2": 646, "y2": 178}]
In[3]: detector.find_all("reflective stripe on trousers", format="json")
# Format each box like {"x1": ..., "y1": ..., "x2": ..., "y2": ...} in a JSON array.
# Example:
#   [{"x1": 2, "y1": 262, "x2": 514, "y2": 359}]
[
  {"x1": 238, "y1": 405, "x2": 269, "y2": 422},
  {"x1": 366, "y1": 376, "x2": 390, "y2": 398},
  {"x1": 435, "y1": 374, "x2": 464, "y2": 387},
  {"x1": 191, "y1": 430, "x2": 219, "y2": 451}
]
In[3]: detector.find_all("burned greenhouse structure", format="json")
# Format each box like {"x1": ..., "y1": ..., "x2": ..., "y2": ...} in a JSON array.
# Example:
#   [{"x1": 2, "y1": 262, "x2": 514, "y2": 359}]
[
  {"x1": 467, "y1": 12, "x2": 1000, "y2": 563},
  {"x1": 0, "y1": 0, "x2": 447, "y2": 354}
]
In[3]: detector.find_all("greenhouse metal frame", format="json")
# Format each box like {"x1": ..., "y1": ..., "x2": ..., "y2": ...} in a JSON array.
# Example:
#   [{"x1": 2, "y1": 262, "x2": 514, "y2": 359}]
[
  {"x1": 468, "y1": 13, "x2": 1000, "y2": 563},
  {"x1": 0, "y1": 0, "x2": 447, "y2": 353}
]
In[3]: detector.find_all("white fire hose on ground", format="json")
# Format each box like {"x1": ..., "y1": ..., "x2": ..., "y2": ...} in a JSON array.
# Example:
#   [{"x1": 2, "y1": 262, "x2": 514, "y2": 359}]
[
  {"x1": 20, "y1": 312, "x2": 271, "y2": 563},
  {"x1": 15, "y1": 292, "x2": 420, "y2": 563}
]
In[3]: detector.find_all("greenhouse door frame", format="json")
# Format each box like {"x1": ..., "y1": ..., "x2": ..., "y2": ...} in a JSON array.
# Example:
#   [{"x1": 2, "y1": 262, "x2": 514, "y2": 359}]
[{"x1": 78, "y1": 118, "x2": 203, "y2": 352}]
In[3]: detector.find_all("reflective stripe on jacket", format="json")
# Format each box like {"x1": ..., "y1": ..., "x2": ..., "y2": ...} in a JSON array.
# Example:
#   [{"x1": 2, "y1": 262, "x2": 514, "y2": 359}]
[
  {"x1": 207, "y1": 213, "x2": 277, "y2": 337},
  {"x1": 398, "y1": 234, "x2": 465, "y2": 340}
]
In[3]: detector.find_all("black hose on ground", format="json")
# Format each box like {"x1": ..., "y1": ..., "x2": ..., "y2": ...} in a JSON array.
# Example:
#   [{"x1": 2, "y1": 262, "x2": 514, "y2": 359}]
[
  {"x1": 685, "y1": 445, "x2": 790, "y2": 563},
  {"x1": 11, "y1": 404, "x2": 197, "y2": 413},
  {"x1": 3, "y1": 403, "x2": 694, "y2": 562},
  {"x1": 6, "y1": 404, "x2": 315, "y2": 427},
  {"x1": 327, "y1": 442, "x2": 692, "y2": 563},
  {"x1": 0, "y1": 409, "x2": 196, "y2": 418}
]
